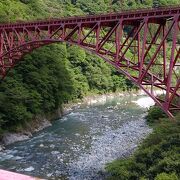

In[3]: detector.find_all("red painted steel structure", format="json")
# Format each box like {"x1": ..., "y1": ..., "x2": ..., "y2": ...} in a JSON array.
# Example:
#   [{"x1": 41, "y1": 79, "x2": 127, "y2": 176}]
[
  {"x1": 0, "y1": 7, "x2": 179, "y2": 117},
  {"x1": 0, "y1": 169, "x2": 41, "y2": 180}
]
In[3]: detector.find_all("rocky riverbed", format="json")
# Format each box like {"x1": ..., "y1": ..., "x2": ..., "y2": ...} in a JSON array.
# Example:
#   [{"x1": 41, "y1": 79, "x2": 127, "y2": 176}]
[
  {"x1": 68, "y1": 118, "x2": 152, "y2": 180},
  {"x1": 0, "y1": 95, "x2": 153, "y2": 179}
]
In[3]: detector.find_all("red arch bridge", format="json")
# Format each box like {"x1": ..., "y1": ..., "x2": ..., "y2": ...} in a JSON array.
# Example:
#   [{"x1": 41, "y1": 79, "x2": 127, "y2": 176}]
[{"x1": 0, "y1": 7, "x2": 179, "y2": 118}]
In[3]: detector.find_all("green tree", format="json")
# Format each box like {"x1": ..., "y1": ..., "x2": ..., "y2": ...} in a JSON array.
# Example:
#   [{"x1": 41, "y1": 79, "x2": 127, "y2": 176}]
[{"x1": 155, "y1": 173, "x2": 179, "y2": 180}]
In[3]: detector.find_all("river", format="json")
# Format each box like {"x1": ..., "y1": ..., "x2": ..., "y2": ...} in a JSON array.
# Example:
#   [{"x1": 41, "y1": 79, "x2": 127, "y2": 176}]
[{"x1": 0, "y1": 95, "x2": 153, "y2": 179}]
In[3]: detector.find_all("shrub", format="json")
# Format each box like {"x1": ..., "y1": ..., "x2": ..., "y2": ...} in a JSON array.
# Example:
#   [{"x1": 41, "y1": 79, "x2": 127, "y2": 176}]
[
  {"x1": 146, "y1": 106, "x2": 167, "y2": 124},
  {"x1": 155, "y1": 172, "x2": 179, "y2": 180},
  {"x1": 106, "y1": 112, "x2": 180, "y2": 180}
]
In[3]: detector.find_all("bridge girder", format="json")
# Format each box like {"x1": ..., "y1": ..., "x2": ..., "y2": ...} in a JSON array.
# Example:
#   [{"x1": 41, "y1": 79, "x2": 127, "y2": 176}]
[{"x1": 0, "y1": 6, "x2": 179, "y2": 117}]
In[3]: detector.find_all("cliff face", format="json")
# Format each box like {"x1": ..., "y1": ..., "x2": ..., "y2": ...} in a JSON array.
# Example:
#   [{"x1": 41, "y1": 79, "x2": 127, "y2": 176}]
[{"x1": 1, "y1": 112, "x2": 60, "y2": 146}]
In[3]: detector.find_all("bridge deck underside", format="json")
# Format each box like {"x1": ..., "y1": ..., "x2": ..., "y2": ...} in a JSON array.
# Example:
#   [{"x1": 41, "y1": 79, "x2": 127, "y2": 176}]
[{"x1": 0, "y1": 6, "x2": 179, "y2": 117}]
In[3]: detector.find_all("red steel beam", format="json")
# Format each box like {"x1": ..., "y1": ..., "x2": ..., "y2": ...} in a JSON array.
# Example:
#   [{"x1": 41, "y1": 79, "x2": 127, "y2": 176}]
[
  {"x1": 0, "y1": 169, "x2": 41, "y2": 180},
  {"x1": 0, "y1": 6, "x2": 179, "y2": 118}
]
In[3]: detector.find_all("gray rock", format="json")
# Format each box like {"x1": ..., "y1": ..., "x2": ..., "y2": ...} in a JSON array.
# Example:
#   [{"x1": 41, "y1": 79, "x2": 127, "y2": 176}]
[
  {"x1": 68, "y1": 119, "x2": 152, "y2": 180},
  {"x1": 50, "y1": 144, "x2": 55, "y2": 148},
  {"x1": 34, "y1": 119, "x2": 52, "y2": 132},
  {"x1": 2, "y1": 133, "x2": 30, "y2": 145},
  {"x1": 39, "y1": 144, "x2": 44, "y2": 148},
  {"x1": 0, "y1": 145, "x2": 5, "y2": 151},
  {"x1": 51, "y1": 151, "x2": 59, "y2": 155},
  {"x1": 47, "y1": 173, "x2": 53, "y2": 177},
  {"x1": 24, "y1": 166, "x2": 34, "y2": 172}
]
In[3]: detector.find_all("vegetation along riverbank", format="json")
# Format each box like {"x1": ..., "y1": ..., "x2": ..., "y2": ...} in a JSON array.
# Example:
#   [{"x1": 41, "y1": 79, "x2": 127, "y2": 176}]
[{"x1": 106, "y1": 106, "x2": 180, "y2": 180}]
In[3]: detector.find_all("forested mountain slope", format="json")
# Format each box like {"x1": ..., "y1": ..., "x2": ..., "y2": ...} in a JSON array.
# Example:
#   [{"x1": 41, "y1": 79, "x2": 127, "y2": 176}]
[
  {"x1": 0, "y1": 0, "x2": 179, "y2": 134},
  {"x1": 1, "y1": 0, "x2": 179, "y2": 22}
]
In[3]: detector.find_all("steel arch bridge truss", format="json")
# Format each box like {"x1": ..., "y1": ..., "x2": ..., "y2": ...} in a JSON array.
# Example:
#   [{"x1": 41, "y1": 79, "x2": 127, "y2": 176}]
[{"x1": 0, "y1": 7, "x2": 180, "y2": 117}]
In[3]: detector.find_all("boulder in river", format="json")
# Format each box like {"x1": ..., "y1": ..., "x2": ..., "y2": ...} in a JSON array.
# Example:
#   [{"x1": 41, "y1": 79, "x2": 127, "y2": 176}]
[
  {"x1": 2, "y1": 133, "x2": 30, "y2": 145},
  {"x1": 24, "y1": 166, "x2": 35, "y2": 172},
  {"x1": 39, "y1": 144, "x2": 44, "y2": 148}
]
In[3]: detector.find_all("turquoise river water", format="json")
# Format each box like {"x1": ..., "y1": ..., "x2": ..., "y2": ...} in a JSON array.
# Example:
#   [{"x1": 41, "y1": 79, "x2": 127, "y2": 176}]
[{"x1": 0, "y1": 95, "x2": 152, "y2": 180}]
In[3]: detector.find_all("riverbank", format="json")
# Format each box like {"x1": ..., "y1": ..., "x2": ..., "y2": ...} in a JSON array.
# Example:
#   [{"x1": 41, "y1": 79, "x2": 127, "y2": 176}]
[
  {"x1": 0, "y1": 90, "x2": 158, "y2": 148},
  {"x1": 68, "y1": 118, "x2": 152, "y2": 180},
  {"x1": 106, "y1": 108, "x2": 180, "y2": 180}
]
